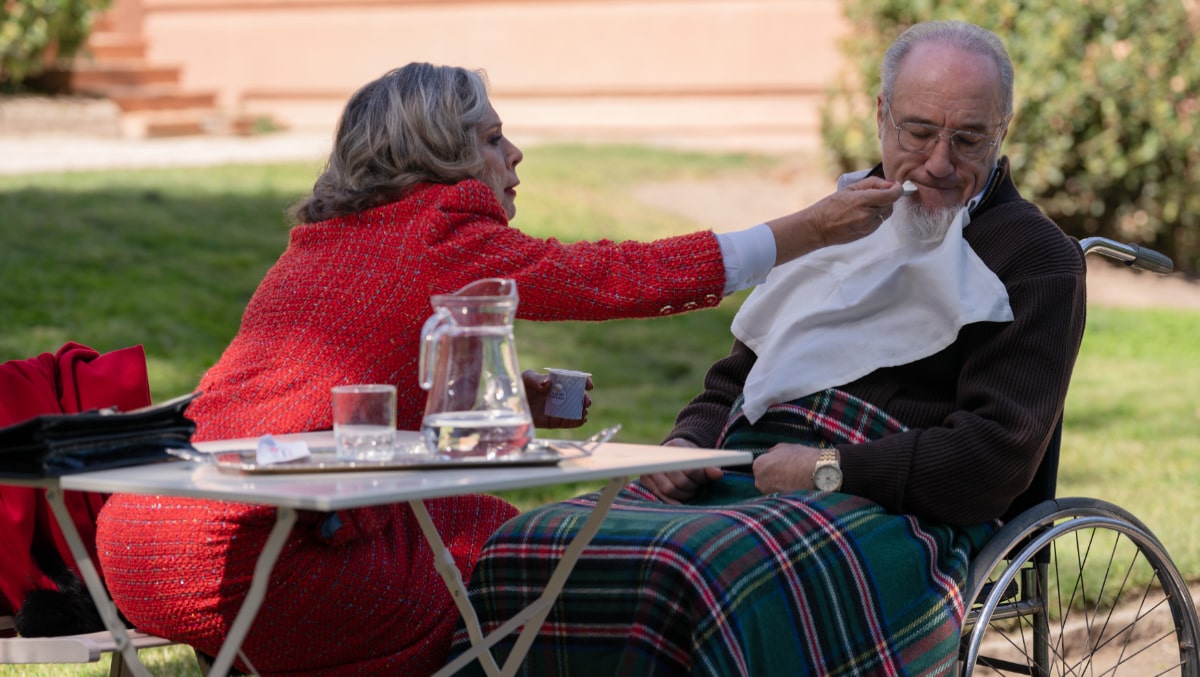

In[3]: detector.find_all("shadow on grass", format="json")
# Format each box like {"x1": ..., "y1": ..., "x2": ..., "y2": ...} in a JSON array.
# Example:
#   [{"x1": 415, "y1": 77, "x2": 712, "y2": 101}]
[{"x1": 0, "y1": 172, "x2": 303, "y2": 399}]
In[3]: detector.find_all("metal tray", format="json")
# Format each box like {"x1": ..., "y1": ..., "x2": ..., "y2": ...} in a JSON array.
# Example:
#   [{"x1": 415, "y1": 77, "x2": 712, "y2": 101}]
[{"x1": 172, "y1": 425, "x2": 621, "y2": 475}]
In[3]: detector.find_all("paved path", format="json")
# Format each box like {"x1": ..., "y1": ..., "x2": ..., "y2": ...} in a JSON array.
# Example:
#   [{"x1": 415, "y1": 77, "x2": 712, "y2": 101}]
[
  {"x1": 0, "y1": 128, "x2": 809, "y2": 176},
  {"x1": 0, "y1": 131, "x2": 333, "y2": 175}
]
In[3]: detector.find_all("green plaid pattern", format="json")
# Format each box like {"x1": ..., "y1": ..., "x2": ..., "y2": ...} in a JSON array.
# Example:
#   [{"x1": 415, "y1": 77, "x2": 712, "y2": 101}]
[{"x1": 455, "y1": 389, "x2": 991, "y2": 675}]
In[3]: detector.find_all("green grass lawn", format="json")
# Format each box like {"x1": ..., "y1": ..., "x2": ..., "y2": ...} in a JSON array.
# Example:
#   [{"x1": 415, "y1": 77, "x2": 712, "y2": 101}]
[{"x1": 1, "y1": 144, "x2": 1197, "y2": 675}]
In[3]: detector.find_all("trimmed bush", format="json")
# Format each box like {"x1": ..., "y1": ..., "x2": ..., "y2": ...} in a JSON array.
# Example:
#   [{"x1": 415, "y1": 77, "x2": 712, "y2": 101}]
[
  {"x1": 1, "y1": 0, "x2": 111, "y2": 91},
  {"x1": 822, "y1": 1, "x2": 1200, "y2": 274}
]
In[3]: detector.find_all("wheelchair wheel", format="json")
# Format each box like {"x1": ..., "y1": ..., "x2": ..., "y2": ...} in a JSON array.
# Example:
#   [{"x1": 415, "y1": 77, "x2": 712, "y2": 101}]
[{"x1": 960, "y1": 498, "x2": 1199, "y2": 676}]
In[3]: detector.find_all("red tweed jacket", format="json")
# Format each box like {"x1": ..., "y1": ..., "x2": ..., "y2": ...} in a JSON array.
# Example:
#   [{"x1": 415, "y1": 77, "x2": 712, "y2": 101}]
[
  {"x1": 95, "y1": 179, "x2": 730, "y2": 674},
  {"x1": 187, "y1": 178, "x2": 728, "y2": 439}
]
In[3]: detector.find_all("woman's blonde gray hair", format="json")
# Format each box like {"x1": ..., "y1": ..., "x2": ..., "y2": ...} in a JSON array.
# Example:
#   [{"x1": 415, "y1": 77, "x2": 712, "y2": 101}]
[{"x1": 289, "y1": 63, "x2": 492, "y2": 224}]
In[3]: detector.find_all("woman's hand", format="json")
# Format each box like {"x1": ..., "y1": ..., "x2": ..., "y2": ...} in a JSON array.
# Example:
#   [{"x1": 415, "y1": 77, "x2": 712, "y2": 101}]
[
  {"x1": 524, "y1": 369, "x2": 592, "y2": 429},
  {"x1": 767, "y1": 177, "x2": 905, "y2": 264}
]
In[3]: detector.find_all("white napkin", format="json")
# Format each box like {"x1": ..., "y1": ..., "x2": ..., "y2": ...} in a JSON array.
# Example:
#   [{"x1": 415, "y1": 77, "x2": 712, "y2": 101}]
[
  {"x1": 730, "y1": 182, "x2": 1013, "y2": 424},
  {"x1": 256, "y1": 435, "x2": 311, "y2": 466}
]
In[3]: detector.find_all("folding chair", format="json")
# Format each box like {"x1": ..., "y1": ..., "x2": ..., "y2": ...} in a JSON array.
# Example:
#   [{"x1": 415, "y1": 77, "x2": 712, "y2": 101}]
[{"x1": 0, "y1": 614, "x2": 176, "y2": 676}]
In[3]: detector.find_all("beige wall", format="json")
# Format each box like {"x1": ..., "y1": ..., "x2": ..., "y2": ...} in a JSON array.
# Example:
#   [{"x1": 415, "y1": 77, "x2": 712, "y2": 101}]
[{"x1": 117, "y1": 0, "x2": 848, "y2": 149}]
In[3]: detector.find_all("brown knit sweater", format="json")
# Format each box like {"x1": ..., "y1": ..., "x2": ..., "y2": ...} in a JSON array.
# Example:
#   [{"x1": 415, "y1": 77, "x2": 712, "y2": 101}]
[{"x1": 667, "y1": 158, "x2": 1087, "y2": 526}]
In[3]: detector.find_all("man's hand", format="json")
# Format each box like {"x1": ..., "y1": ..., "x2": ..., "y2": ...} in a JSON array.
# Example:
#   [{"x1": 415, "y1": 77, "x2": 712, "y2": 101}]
[
  {"x1": 639, "y1": 438, "x2": 724, "y2": 504},
  {"x1": 752, "y1": 443, "x2": 824, "y2": 494}
]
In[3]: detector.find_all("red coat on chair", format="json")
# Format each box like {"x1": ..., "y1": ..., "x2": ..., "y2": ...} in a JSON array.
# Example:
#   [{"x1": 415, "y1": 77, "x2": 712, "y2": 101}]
[{"x1": 0, "y1": 341, "x2": 150, "y2": 636}]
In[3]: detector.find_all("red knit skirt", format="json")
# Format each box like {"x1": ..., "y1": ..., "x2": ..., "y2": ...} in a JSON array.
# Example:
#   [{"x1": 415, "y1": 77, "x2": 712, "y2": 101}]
[{"x1": 96, "y1": 493, "x2": 518, "y2": 675}]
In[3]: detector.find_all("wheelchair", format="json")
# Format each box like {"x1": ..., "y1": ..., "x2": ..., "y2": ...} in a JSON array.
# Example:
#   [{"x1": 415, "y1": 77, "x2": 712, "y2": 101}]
[{"x1": 958, "y1": 237, "x2": 1199, "y2": 675}]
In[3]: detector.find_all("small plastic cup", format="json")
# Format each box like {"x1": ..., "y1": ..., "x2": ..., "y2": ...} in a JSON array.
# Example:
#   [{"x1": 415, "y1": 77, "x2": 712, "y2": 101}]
[
  {"x1": 543, "y1": 368, "x2": 591, "y2": 420},
  {"x1": 332, "y1": 384, "x2": 397, "y2": 461}
]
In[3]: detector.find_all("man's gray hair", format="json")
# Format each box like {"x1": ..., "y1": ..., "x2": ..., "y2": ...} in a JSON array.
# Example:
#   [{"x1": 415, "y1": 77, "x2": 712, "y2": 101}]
[{"x1": 880, "y1": 21, "x2": 1014, "y2": 119}]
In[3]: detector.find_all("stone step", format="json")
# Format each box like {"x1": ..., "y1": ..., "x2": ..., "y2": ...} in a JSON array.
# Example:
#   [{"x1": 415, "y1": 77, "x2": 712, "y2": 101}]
[
  {"x1": 72, "y1": 63, "x2": 181, "y2": 91},
  {"x1": 119, "y1": 109, "x2": 264, "y2": 139},
  {"x1": 0, "y1": 95, "x2": 121, "y2": 137},
  {"x1": 90, "y1": 13, "x2": 118, "y2": 33},
  {"x1": 83, "y1": 33, "x2": 146, "y2": 61},
  {"x1": 56, "y1": 26, "x2": 276, "y2": 139},
  {"x1": 0, "y1": 94, "x2": 266, "y2": 139},
  {"x1": 120, "y1": 110, "x2": 215, "y2": 138},
  {"x1": 103, "y1": 87, "x2": 219, "y2": 113},
  {"x1": 143, "y1": 118, "x2": 209, "y2": 138}
]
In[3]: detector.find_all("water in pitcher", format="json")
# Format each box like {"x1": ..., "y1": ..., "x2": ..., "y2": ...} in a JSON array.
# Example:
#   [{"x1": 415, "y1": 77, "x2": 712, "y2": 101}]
[
  {"x1": 421, "y1": 411, "x2": 533, "y2": 459},
  {"x1": 419, "y1": 278, "x2": 535, "y2": 459}
]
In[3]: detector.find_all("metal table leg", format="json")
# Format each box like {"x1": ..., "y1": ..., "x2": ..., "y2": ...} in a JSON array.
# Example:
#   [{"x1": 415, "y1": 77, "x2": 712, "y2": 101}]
[
  {"x1": 44, "y1": 486, "x2": 151, "y2": 677},
  {"x1": 412, "y1": 499, "x2": 503, "y2": 677},
  {"x1": 207, "y1": 505, "x2": 298, "y2": 677},
  {"x1": 428, "y1": 476, "x2": 627, "y2": 677}
]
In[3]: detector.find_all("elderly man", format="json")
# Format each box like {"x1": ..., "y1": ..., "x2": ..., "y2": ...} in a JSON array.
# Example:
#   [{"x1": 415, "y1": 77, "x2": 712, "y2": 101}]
[{"x1": 459, "y1": 20, "x2": 1086, "y2": 676}]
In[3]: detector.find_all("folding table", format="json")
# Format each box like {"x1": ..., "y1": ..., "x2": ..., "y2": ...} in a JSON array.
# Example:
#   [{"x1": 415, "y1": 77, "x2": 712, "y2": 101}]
[{"x1": 53, "y1": 431, "x2": 750, "y2": 676}]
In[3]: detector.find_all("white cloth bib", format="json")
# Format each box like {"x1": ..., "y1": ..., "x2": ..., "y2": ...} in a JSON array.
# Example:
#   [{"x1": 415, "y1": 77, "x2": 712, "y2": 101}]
[{"x1": 730, "y1": 177, "x2": 1013, "y2": 424}]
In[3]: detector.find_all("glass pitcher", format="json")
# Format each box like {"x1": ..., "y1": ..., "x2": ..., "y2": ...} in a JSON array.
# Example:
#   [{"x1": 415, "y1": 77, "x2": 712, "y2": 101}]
[{"x1": 418, "y1": 278, "x2": 533, "y2": 458}]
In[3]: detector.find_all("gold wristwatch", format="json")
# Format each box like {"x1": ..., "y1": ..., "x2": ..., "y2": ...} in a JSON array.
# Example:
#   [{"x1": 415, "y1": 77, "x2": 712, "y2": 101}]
[{"x1": 812, "y1": 448, "x2": 843, "y2": 492}]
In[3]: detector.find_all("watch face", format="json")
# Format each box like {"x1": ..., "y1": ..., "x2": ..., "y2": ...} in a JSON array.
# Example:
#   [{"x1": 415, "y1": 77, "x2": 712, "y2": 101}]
[{"x1": 814, "y1": 465, "x2": 842, "y2": 492}]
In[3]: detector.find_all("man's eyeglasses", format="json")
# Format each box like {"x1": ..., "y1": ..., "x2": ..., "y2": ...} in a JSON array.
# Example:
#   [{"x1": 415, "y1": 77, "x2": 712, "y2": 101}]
[{"x1": 886, "y1": 101, "x2": 1004, "y2": 161}]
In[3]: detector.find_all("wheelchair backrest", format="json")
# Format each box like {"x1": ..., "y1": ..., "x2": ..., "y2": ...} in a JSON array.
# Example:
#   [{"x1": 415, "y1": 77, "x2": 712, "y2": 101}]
[{"x1": 1000, "y1": 417, "x2": 1062, "y2": 522}]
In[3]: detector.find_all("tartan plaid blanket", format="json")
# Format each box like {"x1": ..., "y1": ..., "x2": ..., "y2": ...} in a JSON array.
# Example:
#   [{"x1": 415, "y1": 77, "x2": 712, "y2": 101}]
[
  {"x1": 455, "y1": 389, "x2": 992, "y2": 676},
  {"x1": 718, "y1": 389, "x2": 907, "y2": 453}
]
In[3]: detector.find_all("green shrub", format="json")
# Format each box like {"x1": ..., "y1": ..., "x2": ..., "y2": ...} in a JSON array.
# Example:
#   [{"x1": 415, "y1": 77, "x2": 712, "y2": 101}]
[
  {"x1": 821, "y1": 1, "x2": 1200, "y2": 274},
  {"x1": 0, "y1": 0, "x2": 111, "y2": 90}
]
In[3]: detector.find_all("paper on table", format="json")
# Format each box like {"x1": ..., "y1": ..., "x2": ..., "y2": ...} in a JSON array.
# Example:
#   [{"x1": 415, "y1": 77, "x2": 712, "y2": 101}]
[{"x1": 256, "y1": 435, "x2": 311, "y2": 466}]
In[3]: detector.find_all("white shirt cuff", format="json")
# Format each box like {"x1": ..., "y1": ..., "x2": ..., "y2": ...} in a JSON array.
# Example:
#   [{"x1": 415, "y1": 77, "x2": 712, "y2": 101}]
[{"x1": 716, "y1": 223, "x2": 776, "y2": 295}]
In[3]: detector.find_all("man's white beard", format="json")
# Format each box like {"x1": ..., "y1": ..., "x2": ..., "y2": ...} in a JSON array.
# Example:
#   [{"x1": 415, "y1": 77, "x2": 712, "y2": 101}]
[{"x1": 891, "y1": 196, "x2": 959, "y2": 244}]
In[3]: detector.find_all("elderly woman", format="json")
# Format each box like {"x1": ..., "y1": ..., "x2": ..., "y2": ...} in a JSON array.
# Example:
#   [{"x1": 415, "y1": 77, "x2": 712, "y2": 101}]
[{"x1": 95, "y1": 62, "x2": 901, "y2": 674}]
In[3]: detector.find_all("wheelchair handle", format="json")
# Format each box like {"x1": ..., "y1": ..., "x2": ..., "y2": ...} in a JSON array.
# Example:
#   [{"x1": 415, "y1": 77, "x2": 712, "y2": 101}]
[{"x1": 1080, "y1": 236, "x2": 1174, "y2": 274}]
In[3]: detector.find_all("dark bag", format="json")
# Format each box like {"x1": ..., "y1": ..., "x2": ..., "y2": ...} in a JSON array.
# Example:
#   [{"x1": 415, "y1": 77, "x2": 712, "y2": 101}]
[{"x1": 0, "y1": 392, "x2": 199, "y2": 478}]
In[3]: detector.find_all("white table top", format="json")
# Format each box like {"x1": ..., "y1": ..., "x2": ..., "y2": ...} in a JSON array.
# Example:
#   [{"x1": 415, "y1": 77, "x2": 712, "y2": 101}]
[{"x1": 58, "y1": 431, "x2": 751, "y2": 512}]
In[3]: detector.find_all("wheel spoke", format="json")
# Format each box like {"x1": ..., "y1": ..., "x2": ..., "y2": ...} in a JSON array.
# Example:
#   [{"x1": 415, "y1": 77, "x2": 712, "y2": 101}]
[{"x1": 964, "y1": 512, "x2": 1199, "y2": 677}]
